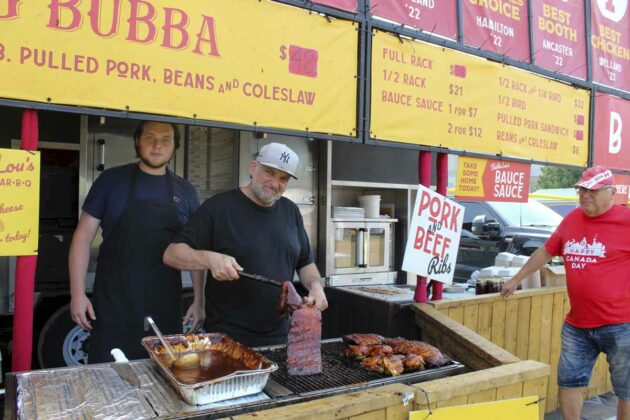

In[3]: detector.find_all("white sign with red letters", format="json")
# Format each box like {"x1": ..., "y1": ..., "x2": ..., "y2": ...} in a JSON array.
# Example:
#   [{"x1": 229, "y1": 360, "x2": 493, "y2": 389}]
[{"x1": 402, "y1": 184, "x2": 464, "y2": 285}]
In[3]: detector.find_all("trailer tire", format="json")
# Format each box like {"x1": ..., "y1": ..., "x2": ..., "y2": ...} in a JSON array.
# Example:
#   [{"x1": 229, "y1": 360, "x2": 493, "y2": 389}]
[{"x1": 37, "y1": 304, "x2": 90, "y2": 368}]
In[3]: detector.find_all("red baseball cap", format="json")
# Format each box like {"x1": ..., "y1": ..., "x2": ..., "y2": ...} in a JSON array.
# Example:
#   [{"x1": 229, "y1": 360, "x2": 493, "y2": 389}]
[{"x1": 574, "y1": 166, "x2": 615, "y2": 190}]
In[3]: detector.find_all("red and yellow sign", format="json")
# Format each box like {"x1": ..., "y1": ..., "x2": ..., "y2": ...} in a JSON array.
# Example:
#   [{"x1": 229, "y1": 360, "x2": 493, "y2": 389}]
[
  {"x1": 590, "y1": 0, "x2": 630, "y2": 91},
  {"x1": 531, "y1": 0, "x2": 587, "y2": 79},
  {"x1": 0, "y1": 148, "x2": 40, "y2": 256},
  {"x1": 614, "y1": 173, "x2": 630, "y2": 205},
  {"x1": 455, "y1": 156, "x2": 531, "y2": 202},
  {"x1": 410, "y1": 396, "x2": 540, "y2": 419},
  {"x1": 371, "y1": 30, "x2": 590, "y2": 166},
  {"x1": 0, "y1": 0, "x2": 358, "y2": 136}
]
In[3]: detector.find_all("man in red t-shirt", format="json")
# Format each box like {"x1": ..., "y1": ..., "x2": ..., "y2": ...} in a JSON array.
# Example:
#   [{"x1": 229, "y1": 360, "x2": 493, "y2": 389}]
[{"x1": 502, "y1": 166, "x2": 630, "y2": 420}]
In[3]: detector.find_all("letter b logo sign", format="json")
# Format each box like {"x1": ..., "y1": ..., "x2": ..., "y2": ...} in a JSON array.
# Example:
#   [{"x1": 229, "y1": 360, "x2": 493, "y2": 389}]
[{"x1": 609, "y1": 112, "x2": 622, "y2": 154}]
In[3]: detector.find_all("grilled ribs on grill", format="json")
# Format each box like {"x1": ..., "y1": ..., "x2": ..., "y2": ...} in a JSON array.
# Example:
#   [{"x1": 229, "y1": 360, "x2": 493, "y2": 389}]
[
  {"x1": 277, "y1": 281, "x2": 303, "y2": 315},
  {"x1": 383, "y1": 338, "x2": 450, "y2": 367},
  {"x1": 342, "y1": 334, "x2": 449, "y2": 376},
  {"x1": 342, "y1": 333, "x2": 385, "y2": 347},
  {"x1": 287, "y1": 305, "x2": 322, "y2": 376}
]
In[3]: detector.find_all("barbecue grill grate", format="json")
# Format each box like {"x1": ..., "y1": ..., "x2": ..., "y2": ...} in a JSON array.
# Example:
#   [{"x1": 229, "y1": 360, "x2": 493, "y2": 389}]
[{"x1": 257, "y1": 339, "x2": 464, "y2": 395}]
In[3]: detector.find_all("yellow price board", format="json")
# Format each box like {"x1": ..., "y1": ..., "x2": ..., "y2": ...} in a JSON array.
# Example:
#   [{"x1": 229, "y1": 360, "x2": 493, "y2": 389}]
[
  {"x1": 371, "y1": 30, "x2": 589, "y2": 166},
  {"x1": 0, "y1": 149, "x2": 40, "y2": 256},
  {"x1": 0, "y1": 0, "x2": 357, "y2": 136},
  {"x1": 410, "y1": 396, "x2": 540, "y2": 419}
]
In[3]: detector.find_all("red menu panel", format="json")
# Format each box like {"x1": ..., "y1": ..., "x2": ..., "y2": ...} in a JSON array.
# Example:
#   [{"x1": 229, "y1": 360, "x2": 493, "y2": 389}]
[
  {"x1": 593, "y1": 93, "x2": 630, "y2": 171},
  {"x1": 531, "y1": 0, "x2": 586, "y2": 79},
  {"x1": 590, "y1": 0, "x2": 630, "y2": 91},
  {"x1": 462, "y1": 0, "x2": 530, "y2": 61},
  {"x1": 372, "y1": 0, "x2": 458, "y2": 40}
]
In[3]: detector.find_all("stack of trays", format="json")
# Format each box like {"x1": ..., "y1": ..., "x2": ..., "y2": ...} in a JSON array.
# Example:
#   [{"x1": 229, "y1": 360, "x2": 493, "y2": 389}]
[{"x1": 332, "y1": 206, "x2": 365, "y2": 219}]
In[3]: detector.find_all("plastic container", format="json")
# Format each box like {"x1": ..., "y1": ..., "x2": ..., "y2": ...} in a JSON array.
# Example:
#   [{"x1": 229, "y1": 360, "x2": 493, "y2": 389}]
[
  {"x1": 476, "y1": 266, "x2": 501, "y2": 295},
  {"x1": 495, "y1": 252, "x2": 516, "y2": 268},
  {"x1": 358, "y1": 195, "x2": 381, "y2": 218},
  {"x1": 511, "y1": 255, "x2": 541, "y2": 289}
]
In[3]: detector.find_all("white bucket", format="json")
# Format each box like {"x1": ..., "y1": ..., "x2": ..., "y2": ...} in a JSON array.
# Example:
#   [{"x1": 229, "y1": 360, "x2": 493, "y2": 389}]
[{"x1": 358, "y1": 195, "x2": 381, "y2": 218}]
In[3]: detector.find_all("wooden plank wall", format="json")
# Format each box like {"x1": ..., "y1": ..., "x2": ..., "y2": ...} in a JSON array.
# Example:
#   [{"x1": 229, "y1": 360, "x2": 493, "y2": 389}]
[{"x1": 427, "y1": 287, "x2": 612, "y2": 413}]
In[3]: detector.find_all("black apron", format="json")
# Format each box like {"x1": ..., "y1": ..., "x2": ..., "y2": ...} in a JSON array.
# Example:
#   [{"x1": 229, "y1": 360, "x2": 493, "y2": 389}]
[{"x1": 89, "y1": 166, "x2": 182, "y2": 363}]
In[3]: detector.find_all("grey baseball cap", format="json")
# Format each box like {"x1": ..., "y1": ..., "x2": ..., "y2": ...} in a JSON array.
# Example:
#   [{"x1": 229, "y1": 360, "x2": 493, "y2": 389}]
[{"x1": 256, "y1": 142, "x2": 299, "y2": 179}]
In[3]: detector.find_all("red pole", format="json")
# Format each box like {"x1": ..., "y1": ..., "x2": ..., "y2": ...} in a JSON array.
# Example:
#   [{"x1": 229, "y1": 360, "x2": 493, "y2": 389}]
[
  {"x1": 413, "y1": 151, "x2": 432, "y2": 303},
  {"x1": 12, "y1": 109, "x2": 39, "y2": 372},
  {"x1": 430, "y1": 153, "x2": 448, "y2": 301}
]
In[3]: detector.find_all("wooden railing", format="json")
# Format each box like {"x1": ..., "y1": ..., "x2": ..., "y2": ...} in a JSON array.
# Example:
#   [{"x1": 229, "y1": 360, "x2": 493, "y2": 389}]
[{"x1": 422, "y1": 287, "x2": 612, "y2": 413}]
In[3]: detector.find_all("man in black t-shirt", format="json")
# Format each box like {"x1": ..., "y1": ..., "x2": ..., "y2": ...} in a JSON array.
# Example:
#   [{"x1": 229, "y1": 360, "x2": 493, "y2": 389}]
[{"x1": 164, "y1": 142, "x2": 328, "y2": 347}]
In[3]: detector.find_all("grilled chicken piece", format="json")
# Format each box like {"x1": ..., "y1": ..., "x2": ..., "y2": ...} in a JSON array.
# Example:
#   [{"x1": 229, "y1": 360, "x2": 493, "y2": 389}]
[
  {"x1": 343, "y1": 344, "x2": 371, "y2": 359},
  {"x1": 384, "y1": 338, "x2": 450, "y2": 367},
  {"x1": 360, "y1": 354, "x2": 404, "y2": 376},
  {"x1": 360, "y1": 355, "x2": 385, "y2": 373},
  {"x1": 342, "y1": 333, "x2": 385, "y2": 346},
  {"x1": 403, "y1": 354, "x2": 425, "y2": 371},
  {"x1": 381, "y1": 354, "x2": 405, "y2": 376}
]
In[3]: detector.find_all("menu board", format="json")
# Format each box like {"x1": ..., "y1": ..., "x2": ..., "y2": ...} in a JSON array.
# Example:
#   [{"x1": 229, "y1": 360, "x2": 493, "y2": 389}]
[
  {"x1": 590, "y1": 0, "x2": 630, "y2": 91},
  {"x1": 370, "y1": 30, "x2": 589, "y2": 166},
  {"x1": 372, "y1": 0, "x2": 458, "y2": 40},
  {"x1": 531, "y1": 0, "x2": 587, "y2": 79},
  {"x1": 462, "y1": 0, "x2": 530, "y2": 61}
]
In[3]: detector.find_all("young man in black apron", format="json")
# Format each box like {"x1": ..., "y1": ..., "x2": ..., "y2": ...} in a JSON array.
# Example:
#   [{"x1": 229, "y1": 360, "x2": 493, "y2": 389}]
[
  {"x1": 69, "y1": 121, "x2": 205, "y2": 363},
  {"x1": 163, "y1": 143, "x2": 328, "y2": 347}
]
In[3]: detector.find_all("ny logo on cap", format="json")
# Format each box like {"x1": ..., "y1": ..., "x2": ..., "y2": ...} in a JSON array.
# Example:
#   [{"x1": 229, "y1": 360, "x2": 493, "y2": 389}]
[{"x1": 280, "y1": 152, "x2": 291, "y2": 164}]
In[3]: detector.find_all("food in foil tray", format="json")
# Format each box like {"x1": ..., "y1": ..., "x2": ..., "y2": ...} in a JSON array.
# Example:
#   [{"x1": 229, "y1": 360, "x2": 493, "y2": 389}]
[{"x1": 142, "y1": 333, "x2": 277, "y2": 405}]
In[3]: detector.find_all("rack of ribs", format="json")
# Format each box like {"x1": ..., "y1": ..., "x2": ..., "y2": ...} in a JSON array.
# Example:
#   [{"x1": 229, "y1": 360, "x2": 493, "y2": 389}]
[{"x1": 287, "y1": 305, "x2": 322, "y2": 375}]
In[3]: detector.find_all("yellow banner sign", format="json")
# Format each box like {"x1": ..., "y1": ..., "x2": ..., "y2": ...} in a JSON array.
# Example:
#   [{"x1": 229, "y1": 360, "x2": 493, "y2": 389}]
[
  {"x1": 371, "y1": 30, "x2": 589, "y2": 166},
  {"x1": 410, "y1": 396, "x2": 540, "y2": 419},
  {"x1": 0, "y1": 149, "x2": 40, "y2": 256},
  {"x1": 0, "y1": 1, "x2": 357, "y2": 136}
]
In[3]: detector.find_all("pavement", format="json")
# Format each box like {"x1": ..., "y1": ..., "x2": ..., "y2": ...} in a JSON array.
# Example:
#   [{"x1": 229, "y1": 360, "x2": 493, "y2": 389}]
[{"x1": 544, "y1": 392, "x2": 619, "y2": 420}]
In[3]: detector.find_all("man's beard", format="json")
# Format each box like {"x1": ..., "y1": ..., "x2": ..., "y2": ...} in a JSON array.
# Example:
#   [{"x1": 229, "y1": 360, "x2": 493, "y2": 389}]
[
  {"x1": 250, "y1": 182, "x2": 280, "y2": 204},
  {"x1": 140, "y1": 155, "x2": 170, "y2": 169}
]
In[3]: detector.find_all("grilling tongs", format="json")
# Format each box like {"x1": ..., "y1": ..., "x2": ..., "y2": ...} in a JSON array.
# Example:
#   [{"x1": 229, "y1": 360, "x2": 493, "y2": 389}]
[
  {"x1": 238, "y1": 271, "x2": 304, "y2": 312},
  {"x1": 238, "y1": 271, "x2": 283, "y2": 287}
]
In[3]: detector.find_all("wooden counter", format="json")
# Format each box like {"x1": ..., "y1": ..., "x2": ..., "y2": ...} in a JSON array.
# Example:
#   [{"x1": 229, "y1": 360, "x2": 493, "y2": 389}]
[{"x1": 421, "y1": 287, "x2": 612, "y2": 413}]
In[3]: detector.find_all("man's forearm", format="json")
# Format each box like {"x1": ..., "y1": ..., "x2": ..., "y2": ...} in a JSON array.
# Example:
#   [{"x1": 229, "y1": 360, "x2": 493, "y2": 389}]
[
  {"x1": 163, "y1": 243, "x2": 212, "y2": 271},
  {"x1": 298, "y1": 263, "x2": 324, "y2": 291},
  {"x1": 190, "y1": 270, "x2": 206, "y2": 304},
  {"x1": 68, "y1": 239, "x2": 91, "y2": 297}
]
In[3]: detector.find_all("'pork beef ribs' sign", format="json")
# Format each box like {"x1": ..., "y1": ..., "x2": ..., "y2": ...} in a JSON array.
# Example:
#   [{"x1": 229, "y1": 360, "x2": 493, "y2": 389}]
[
  {"x1": 403, "y1": 185, "x2": 464, "y2": 285},
  {"x1": 454, "y1": 156, "x2": 531, "y2": 202}
]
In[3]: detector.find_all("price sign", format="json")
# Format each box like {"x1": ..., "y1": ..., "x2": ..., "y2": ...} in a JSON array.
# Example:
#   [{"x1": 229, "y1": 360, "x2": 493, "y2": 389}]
[{"x1": 280, "y1": 45, "x2": 319, "y2": 78}]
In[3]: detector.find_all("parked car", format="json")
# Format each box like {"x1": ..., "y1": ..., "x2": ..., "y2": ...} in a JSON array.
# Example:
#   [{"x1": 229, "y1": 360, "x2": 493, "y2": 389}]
[
  {"x1": 530, "y1": 188, "x2": 579, "y2": 217},
  {"x1": 453, "y1": 199, "x2": 563, "y2": 283}
]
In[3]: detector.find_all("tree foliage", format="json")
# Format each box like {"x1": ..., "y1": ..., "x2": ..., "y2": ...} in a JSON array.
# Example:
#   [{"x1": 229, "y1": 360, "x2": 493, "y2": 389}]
[{"x1": 536, "y1": 166, "x2": 582, "y2": 189}]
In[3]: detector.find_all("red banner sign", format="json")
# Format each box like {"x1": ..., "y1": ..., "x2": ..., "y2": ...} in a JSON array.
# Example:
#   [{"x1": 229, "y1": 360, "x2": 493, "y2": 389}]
[
  {"x1": 372, "y1": 0, "x2": 458, "y2": 39},
  {"x1": 462, "y1": 0, "x2": 530, "y2": 61},
  {"x1": 593, "y1": 93, "x2": 630, "y2": 171},
  {"x1": 313, "y1": 0, "x2": 357, "y2": 12},
  {"x1": 590, "y1": 0, "x2": 630, "y2": 91},
  {"x1": 455, "y1": 157, "x2": 531, "y2": 202},
  {"x1": 614, "y1": 173, "x2": 630, "y2": 205},
  {"x1": 531, "y1": 0, "x2": 586, "y2": 79}
]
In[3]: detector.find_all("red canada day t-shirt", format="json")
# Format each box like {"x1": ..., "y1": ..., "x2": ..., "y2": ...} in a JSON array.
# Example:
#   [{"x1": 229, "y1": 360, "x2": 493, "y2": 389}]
[{"x1": 545, "y1": 205, "x2": 630, "y2": 328}]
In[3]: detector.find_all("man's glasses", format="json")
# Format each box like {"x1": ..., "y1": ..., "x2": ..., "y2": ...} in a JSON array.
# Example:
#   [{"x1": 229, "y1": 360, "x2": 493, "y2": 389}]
[{"x1": 574, "y1": 186, "x2": 612, "y2": 194}]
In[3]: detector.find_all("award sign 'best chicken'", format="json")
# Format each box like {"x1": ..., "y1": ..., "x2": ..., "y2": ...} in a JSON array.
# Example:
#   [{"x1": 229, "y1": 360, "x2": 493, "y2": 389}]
[{"x1": 402, "y1": 185, "x2": 465, "y2": 285}]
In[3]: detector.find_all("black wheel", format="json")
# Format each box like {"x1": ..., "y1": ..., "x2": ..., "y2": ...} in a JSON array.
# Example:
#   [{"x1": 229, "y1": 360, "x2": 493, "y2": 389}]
[{"x1": 37, "y1": 304, "x2": 90, "y2": 368}]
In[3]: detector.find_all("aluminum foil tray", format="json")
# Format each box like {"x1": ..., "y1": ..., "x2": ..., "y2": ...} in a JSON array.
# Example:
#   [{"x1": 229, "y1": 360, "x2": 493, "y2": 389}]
[{"x1": 142, "y1": 333, "x2": 277, "y2": 405}]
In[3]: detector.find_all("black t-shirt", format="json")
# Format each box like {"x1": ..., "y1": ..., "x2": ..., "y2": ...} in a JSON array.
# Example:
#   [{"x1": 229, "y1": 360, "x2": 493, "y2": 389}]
[{"x1": 173, "y1": 188, "x2": 313, "y2": 344}]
